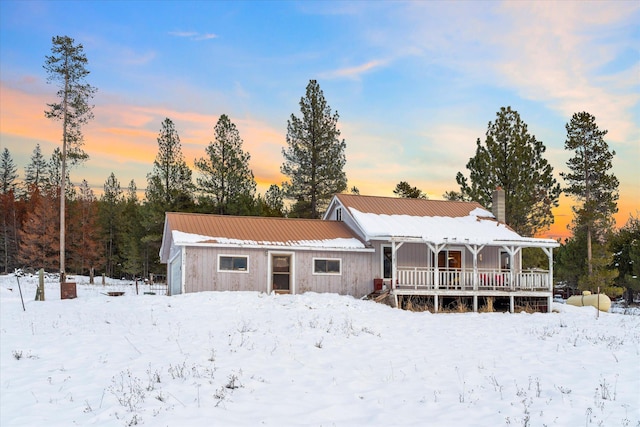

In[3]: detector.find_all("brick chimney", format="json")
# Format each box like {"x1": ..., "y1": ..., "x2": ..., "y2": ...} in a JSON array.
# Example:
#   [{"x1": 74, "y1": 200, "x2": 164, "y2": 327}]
[{"x1": 492, "y1": 187, "x2": 505, "y2": 223}]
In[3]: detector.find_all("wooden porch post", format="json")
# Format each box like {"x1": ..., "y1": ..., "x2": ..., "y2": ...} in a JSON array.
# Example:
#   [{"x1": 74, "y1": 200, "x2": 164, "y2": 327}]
[
  {"x1": 543, "y1": 246, "x2": 554, "y2": 313},
  {"x1": 465, "y1": 244, "x2": 484, "y2": 292},
  {"x1": 392, "y1": 241, "x2": 399, "y2": 308},
  {"x1": 391, "y1": 240, "x2": 396, "y2": 290},
  {"x1": 465, "y1": 244, "x2": 482, "y2": 312},
  {"x1": 502, "y1": 245, "x2": 517, "y2": 290}
]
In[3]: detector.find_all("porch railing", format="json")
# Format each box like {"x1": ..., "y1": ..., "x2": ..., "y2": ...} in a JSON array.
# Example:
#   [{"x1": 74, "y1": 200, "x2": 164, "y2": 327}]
[{"x1": 395, "y1": 267, "x2": 550, "y2": 291}]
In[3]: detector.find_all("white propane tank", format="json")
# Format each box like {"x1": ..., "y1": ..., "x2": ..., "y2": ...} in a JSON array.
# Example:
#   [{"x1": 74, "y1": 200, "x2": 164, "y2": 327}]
[{"x1": 566, "y1": 291, "x2": 611, "y2": 312}]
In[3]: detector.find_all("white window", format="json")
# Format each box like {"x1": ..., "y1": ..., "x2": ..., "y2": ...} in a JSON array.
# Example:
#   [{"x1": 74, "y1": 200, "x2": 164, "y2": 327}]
[
  {"x1": 218, "y1": 255, "x2": 249, "y2": 272},
  {"x1": 313, "y1": 258, "x2": 341, "y2": 275}
]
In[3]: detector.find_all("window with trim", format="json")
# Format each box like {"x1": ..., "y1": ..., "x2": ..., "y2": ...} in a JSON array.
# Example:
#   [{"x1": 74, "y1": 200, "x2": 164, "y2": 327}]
[
  {"x1": 218, "y1": 255, "x2": 249, "y2": 272},
  {"x1": 313, "y1": 258, "x2": 341, "y2": 275}
]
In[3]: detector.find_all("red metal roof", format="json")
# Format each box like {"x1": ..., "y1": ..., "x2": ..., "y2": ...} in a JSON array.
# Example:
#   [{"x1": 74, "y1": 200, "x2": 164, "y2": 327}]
[
  {"x1": 335, "y1": 194, "x2": 487, "y2": 218},
  {"x1": 165, "y1": 212, "x2": 362, "y2": 245}
]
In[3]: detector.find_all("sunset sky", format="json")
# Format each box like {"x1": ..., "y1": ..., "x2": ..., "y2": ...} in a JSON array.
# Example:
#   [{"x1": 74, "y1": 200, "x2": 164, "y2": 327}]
[{"x1": 1, "y1": 0, "x2": 638, "y2": 240}]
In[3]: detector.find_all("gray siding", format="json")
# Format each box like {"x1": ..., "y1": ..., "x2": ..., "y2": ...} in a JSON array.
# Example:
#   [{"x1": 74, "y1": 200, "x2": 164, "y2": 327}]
[
  {"x1": 369, "y1": 240, "x2": 515, "y2": 275},
  {"x1": 182, "y1": 246, "x2": 374, "y2": 298},
  {"x1": 184, "y1": 247, "x2": 267, "y2": 293},
  {"x1": 293, "y1": 250, "x2": 373, "y2": 297}
]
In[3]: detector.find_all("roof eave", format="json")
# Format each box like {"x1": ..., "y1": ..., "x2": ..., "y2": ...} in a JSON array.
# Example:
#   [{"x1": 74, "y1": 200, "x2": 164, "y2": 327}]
[{"x1": 171, "y1": 241, "x2": 375, "y2": 253}]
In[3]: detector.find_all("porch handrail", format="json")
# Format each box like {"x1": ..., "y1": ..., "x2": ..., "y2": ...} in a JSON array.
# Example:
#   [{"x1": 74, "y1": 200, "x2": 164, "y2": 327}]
[{"x1": 395, "y1": 266, "x2": 550, "y2": 291}]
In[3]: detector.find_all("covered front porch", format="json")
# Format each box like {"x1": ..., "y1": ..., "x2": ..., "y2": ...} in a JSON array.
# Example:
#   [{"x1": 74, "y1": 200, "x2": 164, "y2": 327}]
[{"x1": 383, "y1": 237, "x2": 557, "y2": 312}]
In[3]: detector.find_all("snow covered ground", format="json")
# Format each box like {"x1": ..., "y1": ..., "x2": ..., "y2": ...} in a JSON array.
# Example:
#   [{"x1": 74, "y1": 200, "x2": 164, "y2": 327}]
[{"x1": 1, "y1": 273, "x2": 639, "y2": 427}]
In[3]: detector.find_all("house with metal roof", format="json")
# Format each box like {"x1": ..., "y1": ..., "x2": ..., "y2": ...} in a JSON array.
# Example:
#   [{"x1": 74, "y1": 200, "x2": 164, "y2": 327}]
[
  {"x1": 159, "y1": 213, "x2": 374, "y2": 297},
  {"x1": 160, "y1": 190, "x2": 559, "y2": 312}
]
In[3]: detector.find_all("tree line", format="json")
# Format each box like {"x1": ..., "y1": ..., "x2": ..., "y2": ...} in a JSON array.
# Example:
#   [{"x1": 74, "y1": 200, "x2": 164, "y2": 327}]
[{"x1": 0, "y1": 35, "x2": 637, "y2": 303}]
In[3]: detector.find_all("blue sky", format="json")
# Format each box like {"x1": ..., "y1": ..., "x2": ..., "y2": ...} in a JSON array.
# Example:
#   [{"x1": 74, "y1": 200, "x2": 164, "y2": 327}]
[{"x1": 1, "y1": 0, "x2": 638, "y2": 238}]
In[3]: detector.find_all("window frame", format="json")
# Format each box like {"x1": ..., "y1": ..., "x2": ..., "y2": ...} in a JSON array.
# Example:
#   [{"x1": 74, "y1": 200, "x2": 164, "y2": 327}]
[
  {"x1": 217, "y1": 254, "x2": 250, "y2": 273},
  {"x1": 312, "y1": 257, "x2": 342, "y2": 275}
]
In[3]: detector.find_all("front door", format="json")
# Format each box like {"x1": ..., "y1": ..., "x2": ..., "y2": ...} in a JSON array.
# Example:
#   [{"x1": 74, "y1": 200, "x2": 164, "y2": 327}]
[
  {"x1": 272, "y1": 255, "x2": 291, "y2": 293},
  {"x1": 438, "y1": 250, "x2": 462, "y2": 288}
]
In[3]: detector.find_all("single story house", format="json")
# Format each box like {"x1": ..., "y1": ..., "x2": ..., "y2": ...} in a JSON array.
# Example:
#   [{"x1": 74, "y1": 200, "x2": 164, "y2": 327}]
[{"x1": 160, "y1": 191, "x2": 560, "y2": 312}]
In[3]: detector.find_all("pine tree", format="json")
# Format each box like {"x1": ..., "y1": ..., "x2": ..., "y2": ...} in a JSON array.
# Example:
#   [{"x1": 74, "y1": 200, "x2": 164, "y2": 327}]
[
  {"x1": 1, "y1": 148, "x2": 18, "y2": 194},
  {"x1": 19, "y1": 187, "x2": 59, "y2": 271},
  {"x1": 393, "y1": 181, "x2": 427, "y2": 199},
  {"x1": 100, "y1": 173, "x2": 123, "y2": 277},
  {"x1": 67, "y1": 180, "x2": 102, "y2": 275},
  {"x1": 281, "y1": 80, "x2": 347, "y2": 218},
  {"x1": 0, "y1": 148, "x2": 19, "y2": 272},
  {"x1": 195, "y1": 114, "x2": 256, "y2": 215},
  {"x1": 144, "y1": 118, "x2": 194, "y2": 274},
  {"x1": 554, "y1": 231, "x2": 587, "y2": 291},
  {"x1": 121, "y1": 180, "x2": 144, "y2": 278},
  {"x1": 44, "y1": 35, "x2": 96, "y2": 280},
  {"x1": 0, "y1": 191, "x2": 18, "y2": 273},
  {"x1": 561, "y1": 112, "x2": 619, "y2": 276},
  {"x1": 46, "y1": 148, "x2": 74, "y2": 197},
  {"x1": 610, "y1": 214, "x2": 640, "y2": 304},
  {"x1": 24, "y1": 144, "x2": 49, "y2": 196},
  {"x1": 146, "y1": 118, "x2": 194, "y2": 210},
  {"x1": 442, "y1": 190, "x2": 468, "y2": 201},
  {"x1": 264, "y1": 184, "x2": 285, "y2": 217},
  {"x1": 455, "y1": 106, "x2": 561, "y2": 237}
]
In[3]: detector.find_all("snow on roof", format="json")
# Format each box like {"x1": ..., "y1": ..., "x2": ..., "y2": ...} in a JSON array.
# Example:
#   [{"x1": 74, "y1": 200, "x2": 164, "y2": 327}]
[
  {"x1": 350, "y1": 208, "x2": 558, "y2": 246},
  {"x1": 172, "y1": 230, "x2": 367, "y2": 250}
]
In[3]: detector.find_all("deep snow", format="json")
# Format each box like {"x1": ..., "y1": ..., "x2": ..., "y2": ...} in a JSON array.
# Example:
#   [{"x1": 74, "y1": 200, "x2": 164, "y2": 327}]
[{"x1": 1, "y1": 273, "x2": 639, "y2": 426}]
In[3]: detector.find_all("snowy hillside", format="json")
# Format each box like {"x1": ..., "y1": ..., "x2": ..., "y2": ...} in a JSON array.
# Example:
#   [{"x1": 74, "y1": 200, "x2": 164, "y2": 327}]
[{"x1": 1, "y1": 274, "x2": 639, "y2": 426}]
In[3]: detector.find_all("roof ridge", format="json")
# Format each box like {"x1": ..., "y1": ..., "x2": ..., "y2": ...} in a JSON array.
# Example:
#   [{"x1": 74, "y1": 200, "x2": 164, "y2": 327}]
[
  {"x1": 166, "y1": 212, "x2": 336, "y2": 222},
  {"x1": 336, "y1": 193, "x2": 483, "y2": 206}
]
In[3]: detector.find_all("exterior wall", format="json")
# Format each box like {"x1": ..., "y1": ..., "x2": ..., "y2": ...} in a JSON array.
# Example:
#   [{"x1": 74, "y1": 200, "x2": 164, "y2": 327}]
[
  {"x1": 184, "y1": 247, "x2": 267, "y2": 293},
  {"x1": 293, "y1": 250, "x2": 373, "y2": 297},
  {"x1": 168, "y1": 251, "x2": 183, "y2": 295},
  {"x1": 181, "y1": 245, "x2": 374, "y2": 298},
  {"x1": 368, "y1": 240, "x2": 518, "y2": 275}
]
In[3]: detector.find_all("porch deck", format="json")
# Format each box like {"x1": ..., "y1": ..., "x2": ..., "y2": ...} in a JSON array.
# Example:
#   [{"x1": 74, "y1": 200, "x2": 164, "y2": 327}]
[
  {"x1": 394, "y1": 267, "x2": 552, "y2": 292},
  {"x1": 387, "y1": 267, "x2": 553, "y2": 312}
]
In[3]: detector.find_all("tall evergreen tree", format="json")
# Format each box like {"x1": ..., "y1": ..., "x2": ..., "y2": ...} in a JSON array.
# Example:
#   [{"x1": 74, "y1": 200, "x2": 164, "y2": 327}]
[
  {"x1": 195, "y1": 114, "x2": 256, "y2": 215},
  {"x1": 24, "y1": 144, "x2": 49, "y2": 196},
  {"x1": 44, "y1": 35, "x2": 96, "y2": 280},
  {"x1": 67, "y1": 180, "x2": 102, "y2": 275},
  {"x1": 0, "y1": 148, "x2": 19, "y2": 272},
  {"x1": 610, "y1": 214, "x2": 640, "y2": 304},
  {"x1": 455, "y1": 106, "x2": 561, "y2": 237},
  {"x1": 393, "y1": 181, "x2": 427, "y2": 199},
  {"x1": 19, "y1": 187, "x2": 59, "y2": 271},
  {"x1": 561, "y1": 112, "x2": 619, "y2": 276},
  {"x1": 100, "y1": 173, "x2": 123, "y2": 277},
  {"x1": 144, "y1": 118, "x2": 194, "y2": 273},
  {"x1": 46, "y1": 148, "x2": 75, "y2": 198},
  {"x1": 121, "y1": 180, "x2": 144, "y2": 278},
  {"x1": 146, "y1": 118, "x2": 194, "y2": 210},
  {"x1": 264, "y1": 184, "x2": 285, "y2": 217},
  {"x1": 281, "y1": 79, "x2": 347, "y2": 218},
  {"x1": 1, "y1": 148, "x2": 18, "y2": 194}
]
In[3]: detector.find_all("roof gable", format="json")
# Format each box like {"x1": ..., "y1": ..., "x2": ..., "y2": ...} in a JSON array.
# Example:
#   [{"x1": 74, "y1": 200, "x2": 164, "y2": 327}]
[
  {"x1": 334, "y1": 193, "x2": 490, "y2": 218},
  {"x1": 328, "y1": 194, "x2": 558, "y2": 247}
]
